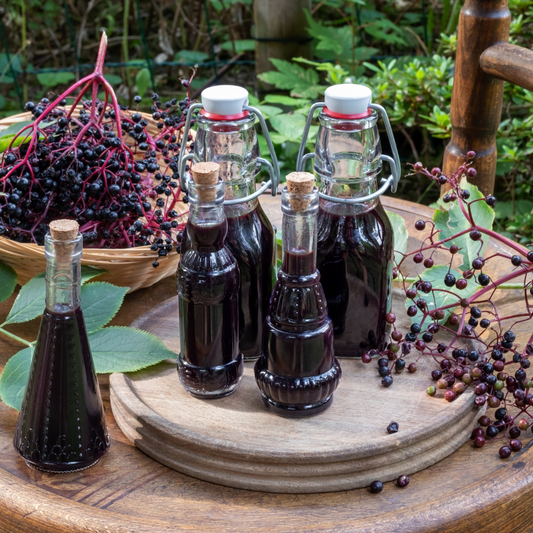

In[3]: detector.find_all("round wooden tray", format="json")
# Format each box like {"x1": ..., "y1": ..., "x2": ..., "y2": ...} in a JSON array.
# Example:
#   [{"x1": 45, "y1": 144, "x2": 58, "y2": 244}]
[
  {"x1": 110, "y1": 289, "x2": 481, "y2": 493},
  {"x1": 1, "y1": 197, "x2": 532, "y2": 532}
]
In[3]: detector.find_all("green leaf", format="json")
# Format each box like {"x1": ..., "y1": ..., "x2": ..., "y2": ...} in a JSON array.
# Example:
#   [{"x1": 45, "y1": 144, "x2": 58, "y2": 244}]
[
  {"x1": 88, "y1": 326, "x2": 176, "y2": 373},
  {"x1": 386, "y1": 210, "x2": 408, "y2": 264},
  {"x1": 269, "y1": 113, "x2": 308, "y2": 143},
  {"x1": 0, "y1": 94, "x2": 5, "y2": 110},
  {"x1": 5, "y1": 273, "x2": 46, "y2": 324},
  {"x1": 135, "y1": 68, "x2": 152, "y2": 97},
  {"x1": 0, "y1": 262, "x2": 17, "y2": 304},
  {"x1": 258, "y1": 58, "x2": 323, "y2": 99},
  {"x1": 405, "y1": 265, "x2": 477, "y2": 326},
  {"x1": 37, "y1": 72, "x2": 75, "y2": 88},
  {"x1": 81, "y1": 265, "x2": 105, "y2": 284},
  {"x1": 0, "y1": 346, "x2": 33, "y2": 410},
  {"x1": 81, "y1": 282, "x2": 128, "y2": 334},
  {"x1": 174, "y1": 50, "x2": 210, "y2": 64},
  {"x1": 103, "y1": 74, "x2": 123, "y2": 86},
  {"x1": 220, "y1": 39, "x2": 255, "y2": 52},
  {"x1": 433, "y1": 177, "x2": 495, "y2": 271},
  {"x1": 263, "y1": 94, "x2": 311, "y2": 107}
]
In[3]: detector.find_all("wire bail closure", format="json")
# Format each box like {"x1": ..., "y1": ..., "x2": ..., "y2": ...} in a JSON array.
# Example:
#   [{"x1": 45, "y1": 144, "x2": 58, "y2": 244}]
[
  {"x1": 296, "y1": 102, "x2": 401, "y2": 204},
  {"x1": 178, "y1": 104, "x2": 280, "y2": 205}
]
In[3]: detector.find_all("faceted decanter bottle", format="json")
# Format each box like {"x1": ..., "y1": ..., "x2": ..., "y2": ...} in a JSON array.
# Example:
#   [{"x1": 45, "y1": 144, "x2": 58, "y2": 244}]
[
  {"x1": 13, "y1": 220, "x2": 109, "y2": 472},
  {"x1": 192, "y1": 85, "x2": 276, "y2": 361},
  {"x1": 311, "y1": 84, "x2": 394, "y2": 357},
  {"x1": 255, "y1": 172, "x2": 341, "y2": 418},
  {"x1": 177, "y1": 162, "x2": 243, "y2": 398}
]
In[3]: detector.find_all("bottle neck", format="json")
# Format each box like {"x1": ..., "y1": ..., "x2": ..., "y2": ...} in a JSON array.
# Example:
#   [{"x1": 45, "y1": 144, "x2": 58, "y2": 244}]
[
  {"x1": 187, "y1": 180, "x2": 227, "y2": 251},
  {"x1": 44, "y1": 234, "x2": 83, "y2": 313},
  {"x1": 281, "y1": 188, "x2": 318, "y2": 277}
]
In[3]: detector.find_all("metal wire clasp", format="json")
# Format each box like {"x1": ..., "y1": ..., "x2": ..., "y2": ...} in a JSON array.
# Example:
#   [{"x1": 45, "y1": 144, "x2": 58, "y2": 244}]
[
  {"x1": 177, "y1": 104, "x2": 280, "y2": 205},
  {"x1": 296, "y1": 102, "x2": 401, "y2": 203}
]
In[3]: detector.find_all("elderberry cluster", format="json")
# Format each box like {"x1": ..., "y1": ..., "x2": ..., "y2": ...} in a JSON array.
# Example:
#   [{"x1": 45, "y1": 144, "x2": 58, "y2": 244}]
[
  {"x1": 362, "y1": 152, "x2": 533, "y2": 460},
  {"x1": 0, "y1": 71, "x2": 197, "y2": 266}
]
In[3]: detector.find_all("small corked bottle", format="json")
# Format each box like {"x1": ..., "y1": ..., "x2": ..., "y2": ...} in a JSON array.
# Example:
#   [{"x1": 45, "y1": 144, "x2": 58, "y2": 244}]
[
  {"x1": 177, "y1": 162, "x2": 244, "y2": 398},
  {"x1": 13, "y1": 220, "x2": 109, "y2": 472},
  {"x1": 255, "y1": 172, "x2": 341, "y2": 417}
]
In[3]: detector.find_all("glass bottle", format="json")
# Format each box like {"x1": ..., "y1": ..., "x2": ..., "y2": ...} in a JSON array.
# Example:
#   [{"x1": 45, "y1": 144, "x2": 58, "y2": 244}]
[
  {"x1": 177, "y1": 162, "x2": 243, "y2": 398},
  {"x1": 297, "y1": 84, "x2": 401, "y2": 358},
  {"x1": 13, "y1": 220, "x2": 109, "y2": 472},
  {"x1": 255, "y1": 173, "x2": 341, "y2": 418},
  {"x1": 179, "y1": 85, "x2": 278, "y2": 362}
]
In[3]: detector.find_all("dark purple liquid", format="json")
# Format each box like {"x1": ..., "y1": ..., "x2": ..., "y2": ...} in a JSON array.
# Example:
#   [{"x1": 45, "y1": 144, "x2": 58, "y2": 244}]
[
  {"x1": 177, "y1": 220, "x2": 243, "y2": 398},
  {"x1": 316, "y1": 202, "x2": 393, "y2": 357},
  {"x1": 255, "y1": 250, "x2": 341, "y2": 417},
  {"x1": 225, "y1": 205, "x2": 275, "y2": 361},
  {"x1": 13, "y1": 308, "x2": 109, "y2": 472}
]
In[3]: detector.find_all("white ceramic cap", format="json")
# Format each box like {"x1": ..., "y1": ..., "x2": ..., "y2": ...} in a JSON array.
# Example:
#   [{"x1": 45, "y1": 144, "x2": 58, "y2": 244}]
[
  {"x1": 201, "y1": 85, "x2": 249, "y2": 116},
  {"x1": 324, "y1": 84, "x2": 372, "y2": 115}
]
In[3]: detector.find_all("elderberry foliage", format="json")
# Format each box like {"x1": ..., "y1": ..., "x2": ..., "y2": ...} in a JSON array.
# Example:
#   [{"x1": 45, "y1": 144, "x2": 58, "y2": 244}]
[
  {"x1": 365, "y1": 153, "x2": 533, "y2": 459},
  {"x1": 0, "y1": 262, "x2": 175, "y2": 411},
  {"x1": 0, "y1": 34, "x2": 195, "y2": 267}
]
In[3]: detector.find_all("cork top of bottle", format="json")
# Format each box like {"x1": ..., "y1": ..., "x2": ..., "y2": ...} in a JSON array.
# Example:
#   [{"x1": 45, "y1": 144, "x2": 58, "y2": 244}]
[
  {"x1": 191, "y1": 162, "x2": 220, "y2": 202},
  {"x1": 49, "y1": 219, "x2": 79, "y2": 241},
  {"x1": 286, "y1": 172, "x2": 315, "y2": 212}
]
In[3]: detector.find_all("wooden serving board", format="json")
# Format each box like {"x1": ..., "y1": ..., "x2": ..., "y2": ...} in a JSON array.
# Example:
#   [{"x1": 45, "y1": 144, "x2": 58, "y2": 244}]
[{"x1": 110, "y1": 291, "x2": 481, "y2": 493}]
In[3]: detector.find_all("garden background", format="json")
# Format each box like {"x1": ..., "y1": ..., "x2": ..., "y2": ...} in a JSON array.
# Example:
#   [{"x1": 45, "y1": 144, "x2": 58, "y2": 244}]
[{"x1": 0, "y1": 0, "x2": 532, "y2": 243}]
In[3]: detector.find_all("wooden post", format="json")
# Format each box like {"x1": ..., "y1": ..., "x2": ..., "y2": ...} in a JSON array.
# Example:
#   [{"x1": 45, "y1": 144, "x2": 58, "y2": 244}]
[
  {"x1": 442, "y1": 0, "x2": 510, "y2": 196},
  {"x1": 254, "y1": 0, "x2": 312, "y2": 91}
]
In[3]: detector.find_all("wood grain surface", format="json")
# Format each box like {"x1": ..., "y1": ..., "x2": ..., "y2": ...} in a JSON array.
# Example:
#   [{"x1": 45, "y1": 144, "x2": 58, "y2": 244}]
[
  {"x1": 0, "y1": 196, "x2": 532, "y2": 532},
  {"x1": 110, "y1": 290, "x2": 481, "y2": 493}
]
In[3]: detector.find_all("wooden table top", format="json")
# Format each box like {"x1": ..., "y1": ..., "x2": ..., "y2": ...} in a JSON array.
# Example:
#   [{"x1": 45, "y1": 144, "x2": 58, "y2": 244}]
[{"x1": 0, "y1": 196, "x2": 532, "y2": 533}]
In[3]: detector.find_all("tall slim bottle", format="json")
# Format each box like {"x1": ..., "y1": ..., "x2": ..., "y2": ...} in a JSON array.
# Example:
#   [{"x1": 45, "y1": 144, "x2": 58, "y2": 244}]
[
  {"x1": 255, "y1": 172, "x2": 341, "y2": 417},
  {"x1": 13, "y1": 220, "x2": 109, "y2": 472},
  {"x1": 177, "y1": 162, "x2": 243, "y2": 398},
  {"x1": 182, "y1": 85, "x2": 277, "y2": 361}
]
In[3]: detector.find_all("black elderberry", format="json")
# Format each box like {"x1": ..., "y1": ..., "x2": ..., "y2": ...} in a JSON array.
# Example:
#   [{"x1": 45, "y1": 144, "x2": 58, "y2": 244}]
[
  {"x1": 369, "y1": 481, "x2": 383, "y2": 494},
  {"x1": 521, "y1": 359, "x2": 531, "y2": 369},
  {"x1": 480, "y1": 318, "x2": 490, "y2": 328},
  {"x1": 511, "y1": 255, "x2": 522, "y2": 266},
  {"x1": 444, "y1": 273, "x2": 456, "y2": 287},
  {"x1": 486, "y1": 425, "x2": 499, "y2": 438},
  {"x1": 394, "y1": 359, "x2": 405, "y2": 373},
  {"x1": 468, "y1": 351, "x2": 480, "y2": 362},
  {"x1": 387, "y1": 421, "x2": 399, "y2": 434},
  {"x1": 378, "y1": 366, "x2": 390, "y2": 377},
  {"x1": 516, "y1": 369, "x2": 527, "y2": 382},
  {"x1": 411, "y1": 323, "x2": 421, "y2": 334},
  {"x1": 469, "y1": 318, "x2": 478, "y2": 327},
  {"x1": 478, "y1": 273, "x2": 490, "y2": 286},
  {"x1": 381, "y1": 376, "x2": 393, "y2": 387}
]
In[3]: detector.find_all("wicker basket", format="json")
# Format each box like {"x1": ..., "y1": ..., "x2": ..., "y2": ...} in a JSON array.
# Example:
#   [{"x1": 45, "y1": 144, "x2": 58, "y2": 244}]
[{"x1": 0, "y1": 108, "x2": 191, "y2": 292}]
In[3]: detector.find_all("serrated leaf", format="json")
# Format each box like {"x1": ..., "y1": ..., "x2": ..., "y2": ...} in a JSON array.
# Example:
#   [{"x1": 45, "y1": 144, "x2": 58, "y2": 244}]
[
  {"x1": 258, "y1": 58, "x2": 323, "y2": 99},
  {"x1": 0, "y1": 261, "x2": 17, "y2": 304},
  {"x1": 405, "y1": 265, "x2": 478, "y2": 326},
  {"x1": 0, "y1": 346, "x2": 33, "y2": 410},
  {"x1": 263, "y1": 94, "x2": 311, "y2": 107},
  {"x1": 89, "y1": 326, "x2": 176, "y2": 373},
  {"x1": 433, "y1": 177, "x2": 495, "y2": 271},
  {"x1": 386, "y1": 210, "x2": 408, "y2": 264},
  {"x1": 81, "y1": 265, "x2": 105, "y2": 284},
  {"x1": 269, "y1": 113, "x2": 308, "y2": 143},
  {"x1": 5, "y1": 273, "x2": 46, "y2": 324},
  {"x1": 81, "y1": 282, "x2": 128, "y2": 333}
]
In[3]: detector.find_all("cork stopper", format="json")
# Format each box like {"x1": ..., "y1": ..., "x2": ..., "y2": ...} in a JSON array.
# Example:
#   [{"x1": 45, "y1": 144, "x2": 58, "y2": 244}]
[
  {"x1": 191, "y1": 162, "x2": 220, "y2": 202},
  {"x1": 286, "y1": 172, "x2": 315, "y2": 212},
  {"x1": 49, "y1": 219, "x2": 79, "y2": 241}
]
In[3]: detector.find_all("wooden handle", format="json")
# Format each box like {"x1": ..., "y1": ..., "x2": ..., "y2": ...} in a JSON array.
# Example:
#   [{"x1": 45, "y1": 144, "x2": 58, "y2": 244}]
[
  {"x1": 480, "y1": 42, "x2": 533, "y2": 92},
  {"x1": 442, "y1": 0, "x2": 511, "y2": 196}
]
